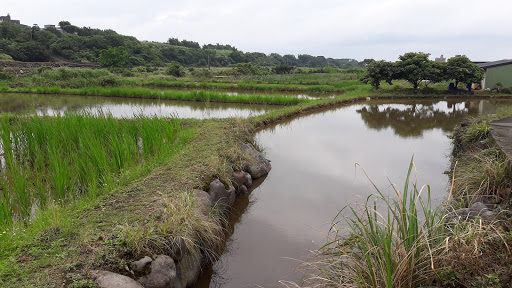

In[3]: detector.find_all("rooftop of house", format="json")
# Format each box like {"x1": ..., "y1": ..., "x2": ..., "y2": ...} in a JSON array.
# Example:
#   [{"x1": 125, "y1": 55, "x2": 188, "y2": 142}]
[{"x1": 478, "y1": 59, "x2": 512, "y2": 69}]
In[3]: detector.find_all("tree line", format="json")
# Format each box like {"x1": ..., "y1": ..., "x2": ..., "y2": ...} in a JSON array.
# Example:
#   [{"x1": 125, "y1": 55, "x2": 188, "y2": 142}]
[
  {"x1": 362, "y1": 52, "x2": 483, "y2": 89},
  {"x1": 0, "y1": 20, "x2": 360, "y2": 69}
]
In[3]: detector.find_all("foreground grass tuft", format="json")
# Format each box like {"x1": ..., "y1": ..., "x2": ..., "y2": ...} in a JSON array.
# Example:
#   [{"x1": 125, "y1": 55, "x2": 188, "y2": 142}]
[
  {"x1": 295, "y1": 159, "x2": 512, "y2": 288},
  {"x1": 302, "y1": 159, "x2": 447, "y2": 288}
]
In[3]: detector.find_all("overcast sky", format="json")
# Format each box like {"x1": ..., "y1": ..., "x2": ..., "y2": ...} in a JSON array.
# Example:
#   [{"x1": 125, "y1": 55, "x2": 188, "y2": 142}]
[{"x1": 3, "y1": 0, "x2": 511, "y2": 61}]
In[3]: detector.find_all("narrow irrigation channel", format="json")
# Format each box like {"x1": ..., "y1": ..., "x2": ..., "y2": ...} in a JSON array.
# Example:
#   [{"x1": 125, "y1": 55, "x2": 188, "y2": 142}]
[{"x1": 195, "y1": 98, "x2": 512, "y2": 288}]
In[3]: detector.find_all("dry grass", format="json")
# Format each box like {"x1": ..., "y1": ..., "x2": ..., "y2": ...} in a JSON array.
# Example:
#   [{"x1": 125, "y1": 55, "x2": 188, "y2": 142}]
[
  {"x1": 451, "y1": 148, "x2": 509, "y2": 206},
  {"x1": 120, "y1": 190, "x2": 227, "y2": 261}
]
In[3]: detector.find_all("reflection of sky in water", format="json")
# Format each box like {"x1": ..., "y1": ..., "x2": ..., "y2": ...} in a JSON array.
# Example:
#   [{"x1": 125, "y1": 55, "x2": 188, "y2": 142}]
[
  {"x1": 0, "y1": 93, "x2": 278, "y2": 119},
  {"x1": 208, "y1": 99, "x2": 512, "y2": 288},
  {"x1": 35, "y1": 103, "x2": 270, "y2": 119}
]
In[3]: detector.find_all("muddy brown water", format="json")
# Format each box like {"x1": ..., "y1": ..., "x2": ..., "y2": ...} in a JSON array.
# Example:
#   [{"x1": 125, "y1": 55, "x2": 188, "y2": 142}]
[
  {"x1": 194, "y1": 99, "x2": 512, "y2": 288},
  {"x1": 0, "y1": 93, "x2": 280, "y2": 119}
]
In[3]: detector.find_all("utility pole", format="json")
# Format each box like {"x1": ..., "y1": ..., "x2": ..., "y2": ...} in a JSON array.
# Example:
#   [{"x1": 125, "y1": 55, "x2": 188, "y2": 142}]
[{"x1": 207, "y1": 50, "x2": 210, "y2": 70}]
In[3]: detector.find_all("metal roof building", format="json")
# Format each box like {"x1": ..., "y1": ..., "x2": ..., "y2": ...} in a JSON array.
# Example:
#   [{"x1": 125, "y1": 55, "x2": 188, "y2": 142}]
[{"x1": 478, "y1": 59, "x2": 512, "y2": 89}]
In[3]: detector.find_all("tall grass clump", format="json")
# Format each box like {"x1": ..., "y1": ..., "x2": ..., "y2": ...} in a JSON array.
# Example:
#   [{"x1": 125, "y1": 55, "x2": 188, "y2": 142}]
[
  {"x1": 0, "y1": 112, "x2": 183, "y2": 228},
  {"x1": 121, "y1": 190, "x2": 228, "y2": 261},
  {"x1": 307, "y1": 160, "x2": 448, "y2": 288},
  {"x1": 452, "y1": 148, "x2": 509, "y2": 203}
]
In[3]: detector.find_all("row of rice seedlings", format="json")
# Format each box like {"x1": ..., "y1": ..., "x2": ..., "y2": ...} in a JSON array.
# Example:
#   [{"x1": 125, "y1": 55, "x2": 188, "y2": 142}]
[
  {"x1": 0, "y1": 111, "x2": 182, "y2": 228},
  {"x1": 139, "y1": 79, "x2": 362, "y2": 93}
]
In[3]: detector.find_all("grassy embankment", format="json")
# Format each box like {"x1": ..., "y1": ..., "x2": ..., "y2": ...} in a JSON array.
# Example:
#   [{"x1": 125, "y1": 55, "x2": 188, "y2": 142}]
[
  {"x1": 0, "y1": 114, "x2": 235, "y2": 287},
  {"x1": 3, "y1": 66, "x2": 511, "y2": 106},
  {"x1": 0, "y1": 66, "x2": 454, "y2": 97}
]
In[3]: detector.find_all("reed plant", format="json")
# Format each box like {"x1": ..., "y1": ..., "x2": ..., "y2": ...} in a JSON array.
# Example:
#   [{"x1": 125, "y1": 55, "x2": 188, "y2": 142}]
[
  {"x1": 303, "y1": 159, "x2": 449, "y2": 288},
  {"x1": 292, "y1": 157, "x2": 512, "y2": 288},
  {"x1": 0, "y1": 112, "x2": 183, "y2": 228}
]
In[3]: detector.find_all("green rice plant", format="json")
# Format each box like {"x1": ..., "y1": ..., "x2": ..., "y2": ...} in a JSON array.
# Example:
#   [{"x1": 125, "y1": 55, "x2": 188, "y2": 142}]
[
  {"x1": 0, "y1": 112, "x2": 184, "y2": 226},
  {"x1": 308, "y1": 159, "x2": 448, "y2": 288},
  {"x1": 5, "y1": 86, "x2": 310, "y2": 106}
]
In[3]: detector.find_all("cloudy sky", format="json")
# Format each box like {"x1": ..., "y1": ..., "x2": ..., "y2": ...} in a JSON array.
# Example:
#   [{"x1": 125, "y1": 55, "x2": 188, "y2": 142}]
[{"x1": 3, "y1": 0, "x2": 511, "y2": 61}]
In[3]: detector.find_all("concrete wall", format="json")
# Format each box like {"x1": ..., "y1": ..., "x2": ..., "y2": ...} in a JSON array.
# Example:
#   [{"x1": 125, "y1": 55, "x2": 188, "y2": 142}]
[{"x1": 484, "y1": 64, "x2": 512, "y2": 89}]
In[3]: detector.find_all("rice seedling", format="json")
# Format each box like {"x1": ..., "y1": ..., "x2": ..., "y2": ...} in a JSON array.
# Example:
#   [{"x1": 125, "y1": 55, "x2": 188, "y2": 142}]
[
  {"x1": 0, "y1": 111, "x2": 184, "y2": 227},
  {"x1": 4, "y1": 86, "x2": 310, "y2": 106}
]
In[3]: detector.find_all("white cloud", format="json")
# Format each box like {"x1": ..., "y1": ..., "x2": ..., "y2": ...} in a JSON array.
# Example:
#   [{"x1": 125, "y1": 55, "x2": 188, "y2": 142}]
[{"x1": 3, "y1": 0, "x2": 512, "y2": 61}]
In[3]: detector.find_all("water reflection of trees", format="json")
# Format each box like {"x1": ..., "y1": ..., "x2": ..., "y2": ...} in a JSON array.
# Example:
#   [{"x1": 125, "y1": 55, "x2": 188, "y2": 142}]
[
  {"x1": 356, "y1": 100, "x2": 481, "y2": 138},
  {"x1": 0, "y1": 93, "x2": 273, "y2": 117}
]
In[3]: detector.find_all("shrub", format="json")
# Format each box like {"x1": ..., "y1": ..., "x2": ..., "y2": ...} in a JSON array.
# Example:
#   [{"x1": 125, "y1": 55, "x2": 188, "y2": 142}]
[
  {"x1": 166, "y1": 62, "x2": 185, "y2": 77},
  {"x1": 0, "y1": 71, "x2": 13, "y2": 80}
]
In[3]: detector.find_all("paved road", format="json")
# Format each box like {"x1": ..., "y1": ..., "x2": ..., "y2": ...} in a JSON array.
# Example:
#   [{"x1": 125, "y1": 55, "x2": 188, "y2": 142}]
[{"x1": 490, "y1": 118, "x2": 512, "y2": 158}]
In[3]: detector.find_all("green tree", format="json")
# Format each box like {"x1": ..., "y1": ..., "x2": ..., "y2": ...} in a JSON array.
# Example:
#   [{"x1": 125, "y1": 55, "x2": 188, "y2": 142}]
[
  {"x1": 99, "y1": 47, "x2": 129, "y2": 67},
  {"x1": 446, "y1": 56, "x2": 483, "y2": 88},
  {"x1": 423, "y1": 61, "x2": 447, "y2": 87},
  {"x1": 396, "y1": 52, "x2": 430, "y2": 89},
  {"x1": 166, "y1": 61, "x2": 185, "y2": 77},
  {"x1": 58, "y1": 21, "x2": 71, "y2": 29},
  {"x1": 273, "y1": 64, "x2": 295, "y2": 74},
  {"x1": 10, "y1": 42, "x2": 49, "y2": 62},
  {"x1": 361, "y1": 58, "x2": 375, "y2": 67},
  {"x1": 168, "y1": 37, "x2": 179, "y2": 45},
  {"x1": 362, "y1": 60, "x2": 396, "y2": 89}
]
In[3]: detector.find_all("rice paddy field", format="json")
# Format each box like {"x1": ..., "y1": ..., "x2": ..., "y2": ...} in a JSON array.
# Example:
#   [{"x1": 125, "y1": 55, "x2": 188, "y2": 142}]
[
  {"x1": 0, "y1": 112, "x2": 187, "y2": 229},
  {"x1": 1, "y1": 66, "x2": 511, "y2": 287}
]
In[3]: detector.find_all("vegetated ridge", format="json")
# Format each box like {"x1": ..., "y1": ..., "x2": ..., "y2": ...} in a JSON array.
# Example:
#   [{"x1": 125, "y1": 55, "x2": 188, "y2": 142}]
[{"x1": 0, "y1": 19, "x2": 360, "y2": 69}]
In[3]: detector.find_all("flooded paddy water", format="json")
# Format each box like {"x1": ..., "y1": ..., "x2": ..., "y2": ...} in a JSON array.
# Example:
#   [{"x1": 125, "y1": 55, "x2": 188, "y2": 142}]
[
  {"x1": 195, "y1": 99, "x2": 512, "y2": 288},
  {"x1": 0, "y1": 93, "x2": 280, "y2": 119}
]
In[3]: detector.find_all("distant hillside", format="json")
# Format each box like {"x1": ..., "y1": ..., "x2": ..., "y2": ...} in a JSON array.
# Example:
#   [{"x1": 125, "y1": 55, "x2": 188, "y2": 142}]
[{"x1": 0, "y1": 20, "x2": 360, "y2": 68}]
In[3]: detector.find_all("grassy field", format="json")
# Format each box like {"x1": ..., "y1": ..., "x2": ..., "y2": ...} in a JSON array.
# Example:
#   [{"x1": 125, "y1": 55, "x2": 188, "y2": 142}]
[{"x1": 0, "y1": 66, "x2": 455, "y2": 96}]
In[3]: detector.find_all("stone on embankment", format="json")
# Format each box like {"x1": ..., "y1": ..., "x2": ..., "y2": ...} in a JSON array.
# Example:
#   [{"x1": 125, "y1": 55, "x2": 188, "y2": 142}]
[
  {"x1": 138, "y1": 255, "x2": 177, "y2": 288},
  {"x1": 238, "y1": 185, "x2": 248, "y2": 196},
  {"x1": 194, "y1": 189, "x2": 211, "y2": 216},
  {"x1": 232, "y1": 171, "x2": 252, "y2": 195},
  {"x1": 90, "y1": 270, "x2": 143, "y2": 288},
  {"x1": 244, "y1": 172, "x2": 252, "y2": 188},
  {"x1": 449, "y1": 202, "x2": 497, "y2": 222},
  {"x1": 132, "y1": 256, "x2": 152, "y2": 277},
  {"x1": 170, "y1": 237, "x2": 187, "y2": 262},
  {"x1": 498, "y1": 187, "x2": 511, "y2": 202},
  {"x1": 232, "y1": 172, "x2": 246, "y2": 188},
  {"x1": 241, "y1": 143, "x2": 271, "y2": 179},
  {"x1": 208, "y1": 179, "x2": 235, "y2": 207},
  {"x1": 174, "y1": 249, "x2": 203, "y2": 288}
]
